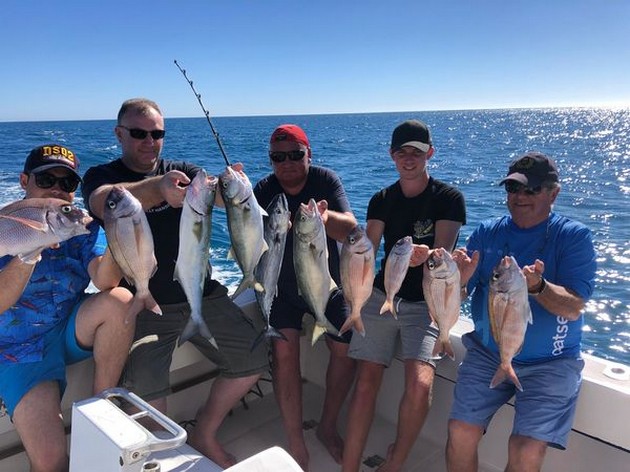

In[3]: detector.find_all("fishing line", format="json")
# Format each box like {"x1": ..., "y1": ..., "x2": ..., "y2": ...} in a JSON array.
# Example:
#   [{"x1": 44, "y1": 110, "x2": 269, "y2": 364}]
[{"x1": 173, "y1": 59, "x2": 231, "y2": 166}]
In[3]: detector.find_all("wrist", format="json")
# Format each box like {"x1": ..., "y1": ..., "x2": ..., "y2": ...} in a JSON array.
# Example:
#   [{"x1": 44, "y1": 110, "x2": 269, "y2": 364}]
[{"x1": 529, "y1": 277, "x2": 547, "y2": 296}]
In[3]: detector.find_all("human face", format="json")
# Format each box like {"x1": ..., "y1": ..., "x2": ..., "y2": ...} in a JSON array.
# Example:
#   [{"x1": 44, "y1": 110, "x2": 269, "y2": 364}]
[
  {"x1": 269, "y1": 140, "x2": 310, "y2": 192},
  {"x1": 390, "y1": 145, "x2": 433, "y2": 180},
  {"x1": 506, "y1": 181, "x2": 559, "y2": 228},
  {"x1": 115, "y1": 107, "x2": 165, "y2": 173},
  {"x1": 21, "y1": 167, "x2": 78, "y2": 201}
]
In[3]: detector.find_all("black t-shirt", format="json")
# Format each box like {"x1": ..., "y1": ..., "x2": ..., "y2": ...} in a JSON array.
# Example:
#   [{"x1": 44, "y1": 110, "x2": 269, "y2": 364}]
[
  {"x1": 369, "y1": 177, "x2": 466, "y2": 301},
  {"x1": 254, "y1": 166, "x2": 352, "y2": 301},
  {"x1": 82, "y1": 158, "x2": 219, "y2": 305}
]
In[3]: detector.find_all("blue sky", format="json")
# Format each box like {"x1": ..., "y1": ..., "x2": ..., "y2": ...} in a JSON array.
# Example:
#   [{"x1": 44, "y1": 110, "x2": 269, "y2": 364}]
[{"x1": 2, "y1": 0, "x2": 629, "y2": 122}]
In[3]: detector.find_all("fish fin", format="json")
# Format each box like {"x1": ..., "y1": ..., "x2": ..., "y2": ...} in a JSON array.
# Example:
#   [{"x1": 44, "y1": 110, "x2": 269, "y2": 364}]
[
  {"x1": 267, "y1": 326, "x2": 288, "y2": 342},
  {"x1": 355, "y1": 316, "x2": 366, "y2": 337},
  {"x1": 178, "y1": 318, "x2": 199, "y2": 346},
  {"x1": 311, "y1": 323, "x2": 328, "y2": 346},
  {"x1": 490, "y1": 365, "x2": 523, "y2": 392},
  {"x1": 0, "y1": 214, "x2": 48, "y2": 231},
  {"x1": 379, "y1": 300, "x2": 392, "y2": 315},
  {"x1": 432, "y1": 339, "x2": 455, "y2": 360},
  {"x1": 328, "y1": 277, "x2": 338, "y2": 293},
  {"x1": 144, "y1": 293, "x2": 162, "y2": 316},
  {"x1": 227, "y1": 247, "x2": 235, "y2": 260},
  {"x1": 338, "y1": 317, "x2": 354, "y2": 337},
  {"x1": 254, "y1": 281, "x2": 265, "y2": 292}
]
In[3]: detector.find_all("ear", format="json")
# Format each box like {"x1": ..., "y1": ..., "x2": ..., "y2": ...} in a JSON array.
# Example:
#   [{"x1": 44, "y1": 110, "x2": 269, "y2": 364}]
[
  {"x1": 19, "y1": 173, "x2": 29, "y2": 190},
  {"x1": 114, "y1": 126, "x2": 124, "y2": 143},
  {"x1": 426, "y1": 147, "x2": 435, "y2": 159}
]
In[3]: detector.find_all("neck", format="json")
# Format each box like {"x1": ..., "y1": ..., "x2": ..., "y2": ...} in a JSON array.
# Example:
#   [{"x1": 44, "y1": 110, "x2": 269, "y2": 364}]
[{"x1": 399, "y1": 173, "x2": 429, "y2": 198}]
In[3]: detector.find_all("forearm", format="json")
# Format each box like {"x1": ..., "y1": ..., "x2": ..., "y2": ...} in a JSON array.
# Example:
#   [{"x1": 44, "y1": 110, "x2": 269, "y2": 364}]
[
  {"x1": 0, "y1": 258, "x2": 36, "y2": 312},
  {"x1": 89, "y1": 177, "x2": 164, "y2": 219},
  {"x1": 325, "y1": 210, "x2": 357, "y2": 242},
  {"x1": 529, "y1": 279, "x2": 585, "y2": 321},
  {"x1": 88, "y1": 250, "x2": 124, "y2": 291}
]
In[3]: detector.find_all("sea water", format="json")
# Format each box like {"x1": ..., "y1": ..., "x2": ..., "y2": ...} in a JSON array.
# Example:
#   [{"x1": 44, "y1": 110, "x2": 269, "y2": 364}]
[{"x1": 0, "y1": 108, "x2": 628, "y2": 365}]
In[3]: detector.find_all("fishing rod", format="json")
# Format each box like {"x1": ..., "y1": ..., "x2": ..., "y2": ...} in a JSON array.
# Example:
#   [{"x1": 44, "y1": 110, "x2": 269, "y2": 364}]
[{"x1": 173, "y1": 59, "x2": 231, "y2": 166}]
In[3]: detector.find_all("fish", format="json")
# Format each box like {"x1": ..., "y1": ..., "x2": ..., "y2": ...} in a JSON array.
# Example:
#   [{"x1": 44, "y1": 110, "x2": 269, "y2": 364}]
[
  {"x1": 103, "y1": 186, "x2": 161, "y2": 319},
  {"x1": 488, "y1": 255, "x2": 533, "y2": 391},
  {"x1": 0, "y1": 198, "x2": 93, "y2": 258},
  {"x1": 219, "y1": 166, "x2": 268, "y2": 300},
  {"x1": 339, "y1": 225, "x2": 375, "y2": 337},
  {"x1": 422, "y1": 247, "x2": 461, "y2": 360},
  {"x1": 253, "y1": 193, "x2": 291, "y2": 348},
  {"x1": 174, "y1": 170, "x2": 218, "y2": 347},
  {"x1": 379, "y1": 235, "x2": 413, "y2": 318},
  {"x1": 293, "y1": 198, "x2": 338, "y2": 345}
]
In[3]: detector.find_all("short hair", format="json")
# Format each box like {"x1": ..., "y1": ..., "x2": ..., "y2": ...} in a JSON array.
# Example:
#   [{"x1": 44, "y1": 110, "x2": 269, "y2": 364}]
[{"x1": 117, "y1": 98, "x2": 163, "y2": 124}]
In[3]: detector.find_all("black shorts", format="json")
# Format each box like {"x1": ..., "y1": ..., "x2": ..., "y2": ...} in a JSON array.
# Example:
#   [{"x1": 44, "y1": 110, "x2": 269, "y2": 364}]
[
  {"x1": 121, "y1": 284, "x2": 270, "y2": 401},
  {"x1": 270, "y1": 287, "x2": 352, "y2": 343}
]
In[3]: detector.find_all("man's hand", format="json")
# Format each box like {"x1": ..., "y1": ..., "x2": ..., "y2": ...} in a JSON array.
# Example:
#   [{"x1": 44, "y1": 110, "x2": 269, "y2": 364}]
[
  {"x1": 159, "y1": 170, "x2": 190, "y2": 208},
  {"x1": 452, "y1": 248, "x2": 480, "y2": 286}
]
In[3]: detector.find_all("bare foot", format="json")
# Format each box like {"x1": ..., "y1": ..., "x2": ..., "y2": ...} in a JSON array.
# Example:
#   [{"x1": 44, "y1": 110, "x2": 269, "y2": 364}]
[
  {"x1": 288, "y1": 441, "x2": 309, "y2": 471},
  {"x1": 316, "y1": 425, "x2": 344, "y2": 464},
  {"x1": 376, "y1": 443, "x2": 403, "y2": 472},
  {"x1": 188, "y1": 433, "x2": 237, "y2": 468}
]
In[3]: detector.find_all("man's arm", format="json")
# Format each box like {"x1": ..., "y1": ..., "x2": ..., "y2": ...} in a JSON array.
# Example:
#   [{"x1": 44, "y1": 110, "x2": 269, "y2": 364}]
[
  {"x1": 0, "y1": 258, "x2": 39, "y2": 312},
  {"x1": 87, "y1": 247, "x2": 125, "y2": 291},
  {"x1": 88, "y1": 171, "x2": 190, "y2": 220},
  {"x1": 318, "y1": 200, "x2": 357, "y2": 242}
]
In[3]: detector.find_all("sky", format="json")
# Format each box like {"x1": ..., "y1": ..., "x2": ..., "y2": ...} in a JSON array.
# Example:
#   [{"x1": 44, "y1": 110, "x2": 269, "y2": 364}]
[{"x1": 2, "y1": 0, "x2": 629, "y2": 122}]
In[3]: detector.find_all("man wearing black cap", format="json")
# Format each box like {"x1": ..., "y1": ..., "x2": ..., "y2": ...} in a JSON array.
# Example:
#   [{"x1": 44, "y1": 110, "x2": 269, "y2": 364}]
[
  {"x1": 0, "y1": 144, "x2": 135, "y2": 471},
  {"x1": 446, "y1": 152, "x2": 597, "y2": 471},
  {"x1": 343, "y1": 119, "x2": 466, "y2": 472}
]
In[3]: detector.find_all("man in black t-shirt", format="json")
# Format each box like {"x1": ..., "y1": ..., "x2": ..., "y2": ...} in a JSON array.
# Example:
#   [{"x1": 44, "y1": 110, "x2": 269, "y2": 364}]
[
  {"x1": 254, "y1": 124, "x2": 358, "y2": 470},
  {"x1": 82, "y1": 98, "x2": 269, "y2": 469},
  {"x1": 342, "y1": 120, "x2": 466, "y2": 472}
]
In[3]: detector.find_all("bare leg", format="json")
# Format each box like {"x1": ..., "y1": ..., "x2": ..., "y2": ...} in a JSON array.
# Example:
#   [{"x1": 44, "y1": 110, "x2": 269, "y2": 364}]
[
  {"x1": 506, "y1": 434, "x2": 547, "y2": 472},
  {"x1": 317, "y1": 336, "x2": 357, "y2": 464},
  {"x1": 377, "y1": 360, "x2": 434, "y2": 472},
  {"x1": 75, "y1": 287, "x2": 135, "y2": 394},
  {"x1": 272, "y1": 329, "x2": 309, "y2": 470},
  {"x1": 13, "y1": 381, "x2": 68, "y2": 472},
  {"x1": 446, "y1": 419, "x2": 484, "y2": 472},
  {"x1": 342, "y1": 360, "x2": 385, "y2": 472},
  {"x1": 188, "y1": 374, "x2": 261, "y2": 468}
]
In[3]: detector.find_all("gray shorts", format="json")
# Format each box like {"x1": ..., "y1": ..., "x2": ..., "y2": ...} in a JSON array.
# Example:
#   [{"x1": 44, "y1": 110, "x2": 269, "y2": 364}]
[
  {"x1": 121, "y1": 284, "x2": 270, "y2": 401},
  {"x1": 348, "y1": 288, "x2": 439, "y2": 368}
]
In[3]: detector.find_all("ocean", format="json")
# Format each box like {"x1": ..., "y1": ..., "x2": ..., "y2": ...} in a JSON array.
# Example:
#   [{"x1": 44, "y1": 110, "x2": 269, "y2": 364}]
[{"x1": 0, "y1": 108, "x2": 628, "y2": 365}]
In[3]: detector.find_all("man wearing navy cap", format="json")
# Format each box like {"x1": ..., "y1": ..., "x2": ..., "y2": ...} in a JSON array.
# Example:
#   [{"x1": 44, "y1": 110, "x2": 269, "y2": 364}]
[
  {"x1": 0, "y1": 144, "x2": 135, "y2": 471},
  {"x1": 446, "y1": 152, "x2": 597, "y2": 471}
]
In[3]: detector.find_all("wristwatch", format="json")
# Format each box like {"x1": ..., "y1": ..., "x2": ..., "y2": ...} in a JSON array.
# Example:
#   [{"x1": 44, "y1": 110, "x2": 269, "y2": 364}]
[{"x1": 529, "y1": 277, "x2": 547, "y2": 297}]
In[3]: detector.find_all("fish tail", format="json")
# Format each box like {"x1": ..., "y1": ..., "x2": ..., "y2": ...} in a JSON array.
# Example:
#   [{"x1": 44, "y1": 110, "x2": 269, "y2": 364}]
[
  {"x1": 379, "y1": 300, "x2": 393, "y2": 316},
  {"x1": 490, "y1": 364, "x2": 523, "y2": 392},
  {"x1": 311, "y1": 323, "x2": 328, "y2": 346},
  {"x1": 267, "y1": 326, "x2": 287, "y2": 342},
  {"x1": 178, "y1": 318, "x2": 199, "y2": 346},
  {"x1": 355, "y1": 316, "x2": 366, "y2": 338},
  {"x1": 432, "y1": 338, "x2": 455, "y2": 360},
  {"x1": 338, "y1": 317, "x2": 354, "y2": 337}
]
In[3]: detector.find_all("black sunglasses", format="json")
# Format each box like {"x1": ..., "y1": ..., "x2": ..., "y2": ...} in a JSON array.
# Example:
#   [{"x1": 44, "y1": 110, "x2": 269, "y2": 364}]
[
  {"x1": 33, "y1": 172, "x2": 81, "y2": 193},
  {"x1": 269, "y1": 150, "x2": 306, "y2": 163},
  {"x1": 505, "y1": 181, "x2": 544, "y2": 196},
  {"x1": 118, "y1": 125, "x2": 165, "y2": 140}
]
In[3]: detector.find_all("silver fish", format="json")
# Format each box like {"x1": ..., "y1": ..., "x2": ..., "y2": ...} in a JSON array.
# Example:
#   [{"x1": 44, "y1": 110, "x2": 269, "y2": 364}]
[
  {"x1": 254, "y1": 193, "x2": 290, "y2": 347},
  {"x1": 339, "y1": 225, "x2": 375, "y2": 337},
  {"x1": 488, "y1": 255, "x2": 533, "y2": 391},
  {"x1": 422, "y1": 247, "x2": 460, "y2": 360},
  {"x1": 219, "y1": 166, "x2": 268, "y2": 300},
  {"x1": 379, "y1": 235, "x2": 413, "y2": 318},
  {"x1": 174, "y1": 170, "x2": 218, "y2": 347},
  {"x1": 103, "y1": 186, "x2": 160, "y2": 318},
  {"x1": 0, "y1": 198, "x2": 92, "y2": 258},
  {"x1": 293, "y1": 198, "x2": 338, "y2": 345}
]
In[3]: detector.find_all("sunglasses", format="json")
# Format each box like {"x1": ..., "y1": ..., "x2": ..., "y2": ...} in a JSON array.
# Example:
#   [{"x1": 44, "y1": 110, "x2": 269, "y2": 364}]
[
  {"x1": 118, "y1": 125, "x2": 165, "y2": 140},
  {"x1": 33, "y1": 172, "x2": 81, "y2": 193},
  {"x1": 269, "y1": 150, "x2": 306, "y2": 163},
  {"x1": 504, "y1": 181, "x2": 544, "y2": 196}
]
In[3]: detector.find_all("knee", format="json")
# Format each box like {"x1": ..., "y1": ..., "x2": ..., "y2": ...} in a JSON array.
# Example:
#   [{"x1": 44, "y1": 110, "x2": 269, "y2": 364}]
[{"x1": 447, "y1": 419, "x2": 482, "y2": 446}]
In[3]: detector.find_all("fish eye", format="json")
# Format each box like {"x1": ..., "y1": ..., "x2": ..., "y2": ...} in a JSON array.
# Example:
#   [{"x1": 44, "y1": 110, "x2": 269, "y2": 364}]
[
  {"x1": 427, "y1": 260, "x2": 435, "y2": 270},
  {"x1": 492, "y1": 272, "x2": 500, "y2": 281},
  {"x1": 61, "y1": 205, "x2": 72, "y2": 214},
  {"x1": 107, "y1": 200, "x2": 116, "y2": 209}
]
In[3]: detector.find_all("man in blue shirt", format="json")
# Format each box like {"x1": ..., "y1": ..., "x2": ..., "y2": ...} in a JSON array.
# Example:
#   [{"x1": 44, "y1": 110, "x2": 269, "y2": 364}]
[
  {"x1": 0, "y1": 144, "x2": 135, "y2": 471},
  {"x1": 446, "y1": 152, "x2": 597, "y2": 471}
]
